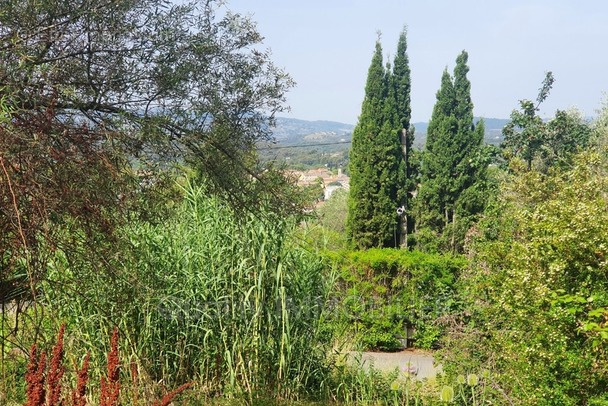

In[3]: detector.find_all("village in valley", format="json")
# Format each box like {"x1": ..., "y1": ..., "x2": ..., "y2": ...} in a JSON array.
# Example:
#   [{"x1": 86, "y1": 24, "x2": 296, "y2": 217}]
[{"x1": 290, "y1": 166, "x2": 350, "y2": 203}]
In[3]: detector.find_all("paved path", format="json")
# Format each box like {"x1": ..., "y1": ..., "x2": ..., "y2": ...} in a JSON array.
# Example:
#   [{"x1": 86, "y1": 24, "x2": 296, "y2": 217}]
[{"x1": 347, "y1": 350, "x2": 442, "y2": 380}]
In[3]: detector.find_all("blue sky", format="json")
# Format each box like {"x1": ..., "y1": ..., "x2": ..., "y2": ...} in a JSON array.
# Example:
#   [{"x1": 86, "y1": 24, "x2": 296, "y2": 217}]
[{"x1": 226, "y1": 0, "x2": 608, "y2": 124}]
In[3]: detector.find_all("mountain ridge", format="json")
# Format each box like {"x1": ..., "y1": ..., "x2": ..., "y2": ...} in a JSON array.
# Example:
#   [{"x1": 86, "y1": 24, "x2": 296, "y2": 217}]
[{"x1": 271, "y1": 116, "x2": 510, "y2": 147}]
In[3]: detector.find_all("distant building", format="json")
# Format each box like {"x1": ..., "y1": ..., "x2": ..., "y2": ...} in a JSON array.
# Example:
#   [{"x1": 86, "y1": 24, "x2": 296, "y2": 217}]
[{"x1": 290, "y1": 167, "x2": 350, "y2": 203}]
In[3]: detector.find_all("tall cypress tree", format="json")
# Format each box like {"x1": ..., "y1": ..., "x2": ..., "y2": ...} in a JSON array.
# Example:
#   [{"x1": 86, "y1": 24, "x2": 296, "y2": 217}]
[
  {"x1": 453, "y1": 51, "x2": 474, "y2": 127},
  {"x1": 416, "y1": 51, "x2": 486, "y2": 252},
  {"x1": 347, "y1": 40, "x2": 403, "y2": 249},
  {"x1": 417, "y1": 69, "x2": 457, "y2": 234},
  {"x1": 392, "y1": 27, "x2": 414, "y2": 246}
]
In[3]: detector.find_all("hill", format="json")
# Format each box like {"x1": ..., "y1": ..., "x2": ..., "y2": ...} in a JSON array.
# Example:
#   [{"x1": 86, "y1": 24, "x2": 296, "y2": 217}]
[
  {"x1": 410, "y1": 117, "x2": 509, "y2": 148},
  {"x1": 270, "y1": 117, "x2": 508, "y2": 146},
  {"x1": 270, "y1": 117, "x2": 354, "y2": 144},
  {"x1": 260, "y1": 117, "x2": 510, "y2": 170}
]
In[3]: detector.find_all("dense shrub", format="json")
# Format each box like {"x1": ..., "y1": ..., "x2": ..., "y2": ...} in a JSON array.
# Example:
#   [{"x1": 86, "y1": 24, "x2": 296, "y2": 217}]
[
  {"x1": 326, "y1": 248, "x2": 466, "y2": 351},
  {"x1": 442, "y1": 151, "x2": 608, "y2": 405}
]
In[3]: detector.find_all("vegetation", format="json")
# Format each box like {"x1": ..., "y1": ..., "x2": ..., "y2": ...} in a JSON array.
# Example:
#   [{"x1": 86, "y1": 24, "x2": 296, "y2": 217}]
[
  {"x1": 346, "y1": 35, "x2": 409, "y2": 249},
  {"x1": 502, "y1": 72, "x2": 592, "y2": 171},
  {"x1": 23, "y1": 325, "x2": 193, "y2": 406},
  {"x1": 326, "y1": 249, "x2": 465, "y2": 351},
  {"x1": 0, "y1": 0, "x2": 297, "y2": 231},
  {"x1": 260, "y1": 144, "x2": 350, "y2": 172},
  {"x1": 39, "y1": 183, "x2": 332, "y2": 401},
  {"x1": 441, "y1": 141, "x2": 608, "y2": 405},
  {"x1": 415, "y1": 51, "x2": 490, "y2": 253},
  {"x1": 392, "y1": 28, "x2": 416, "y2": 246},
  {"x1": 2, "y1": 1, "x2": 608, "y2": 404}
]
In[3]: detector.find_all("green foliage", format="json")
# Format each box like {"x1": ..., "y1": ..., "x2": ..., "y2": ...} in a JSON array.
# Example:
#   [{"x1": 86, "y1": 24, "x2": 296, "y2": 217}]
[
  {"x1": 329, "y1": 359, "x2": 503, "y2": 405},
  {"x1": 434, "y1": 370, "x2": 505, "y2": 405},
  {"x1": 326, "y1": 248, "x2": 466, "y2": 351},
  {"x1": 259, "y1": 145, "x2": 349, "y2": 172},
  {"x1": 293, "y1": 188, "x2": 349, "y2": 254},
  {"x1": 40, "y1": 181, "x2": 333, "y2": 401},
  {"x1": 330, "y1": 359, "x2": 400, "y2": 404},
  {"x1": 0, "y1": 0, "x2": 295, "y2": 213},
  {"x1": 393, "y1": 27, "x2": 416, "y2": 241},
  {"x1": 300, "y1": 177, "x2": 325, "y2": 206},
  {"x1": 347, "y1": 33, "x2": 411, "y2": 249},
  {"x1": 329, "y1": 356, "x2": 443, "y2": 405},
  {"x1": 0, "y1": 314, "x2": 28, "y2": 402},
  {"x1": 502, "y1": 72, "x2": 555, "y2": 170},
  {"x1": 416, "y1": 51, "x2": 489, "y2": 253},
  {"x1": 503, "y1": 72, "x2": 592, "y2": 171},
  {"x1": 0, "y1": 1, "x2": 301, "y2": 370},
  {"x1": 317, "y1": 188, "x2": 349, "y2": 236},
  {"x1": 443, "y1": 148, "x2": 608, "y2": 405},
  {"x1": 393, "y1": 28, "x2": 412, "y2": 134}
]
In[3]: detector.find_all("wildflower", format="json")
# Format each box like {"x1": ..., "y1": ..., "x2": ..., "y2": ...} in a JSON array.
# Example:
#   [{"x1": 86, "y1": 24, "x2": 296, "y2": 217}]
[
  {"x1": 47, "y1": 324, "x2": 66, "y2": 406},
  {"x1": 25, "y1": 345, "x2": 46, "y2": 406},
  {"x1": 440, "y1": 385, "x2": 455, "y2": 403},
  {"x1": 402, "y1": 362, "x2": 418, "y2": 377},
  {"x1": 467, "y1": 373, "x2": 479, "y2": 386},
  {"x1": 100, "y1": 327, "x2": 120, "y2": 406},
  {"x1": 72, "y1": 353, "x2": 90, "y2": 406},
  {"x1": 151, "y1": 382, "x2": 195, "y2": 406}
]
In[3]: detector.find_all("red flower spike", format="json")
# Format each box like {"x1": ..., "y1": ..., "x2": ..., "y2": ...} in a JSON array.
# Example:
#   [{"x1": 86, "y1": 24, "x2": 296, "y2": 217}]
[
  {"x1": 71, "y1": 352, "x2": 90, "y2": 406},
  {"x1": 47, "y1": 324, "x2": 66, "y2": 406}
]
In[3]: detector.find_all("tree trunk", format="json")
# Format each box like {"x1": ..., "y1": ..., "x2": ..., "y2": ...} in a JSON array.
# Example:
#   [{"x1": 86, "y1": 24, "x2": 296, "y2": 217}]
[{"x1": 451, "y1": 210, "x2": 456, "y2": 253}]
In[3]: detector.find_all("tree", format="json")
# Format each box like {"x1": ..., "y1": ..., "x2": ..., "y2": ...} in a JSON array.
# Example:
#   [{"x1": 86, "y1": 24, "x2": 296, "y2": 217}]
[
  {"x1": 503, "y1": 72, "x2": 592, "y2": 171},
  {"x1": 416, "y1": 69, "x2": 456, "y2": 237},
  {"x1": 347, "y1": 39, "x2": 404, "y2": 249},
  {"x1": 0, "y1": 0, "x2": 294, "y2": 208},
  {"x1": 502, "y1": 72, "x2": 554, "y2": 170},
  {"x1": 392, "y1": 27, "x2": 415, "y2": 246},
  {"x1": 0, "y1": 0, "x2": 295, "y2": 302},
  {"x1": 415, "y1": 51, "x2": 487, "y2": 252},
  {"x1": 453, "y1": 51, "x2": 474, "y2": 127}
]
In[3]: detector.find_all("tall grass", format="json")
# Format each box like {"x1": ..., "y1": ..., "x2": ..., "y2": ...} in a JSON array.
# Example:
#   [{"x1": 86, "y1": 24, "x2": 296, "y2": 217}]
[{"x1": 42, "y1": 181, "x2": 333, "y2": 401}]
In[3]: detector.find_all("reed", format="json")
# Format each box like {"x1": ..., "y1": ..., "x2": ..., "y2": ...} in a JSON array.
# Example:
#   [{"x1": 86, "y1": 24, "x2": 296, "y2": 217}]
[{"x1": 42, "y1": 181, "x2": 333, "y2": 400}]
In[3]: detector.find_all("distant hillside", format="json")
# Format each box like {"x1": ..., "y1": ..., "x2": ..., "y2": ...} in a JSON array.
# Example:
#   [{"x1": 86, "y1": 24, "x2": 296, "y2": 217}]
[
  {"x1": 271, "y1": 117, "x2": 354, "y2": 145},
  {"x1": 270, "y1": 117, "x2": 509, "y2": 147},
  {"x1": 258, "y1": 118, "x2": 354, "y2": 171},
  {"x1": 262, "y1": 117, "x2": 509, "y2": 171},
  {"x1": 411, "y1": 117, "x2": 509, "y2": 148}
]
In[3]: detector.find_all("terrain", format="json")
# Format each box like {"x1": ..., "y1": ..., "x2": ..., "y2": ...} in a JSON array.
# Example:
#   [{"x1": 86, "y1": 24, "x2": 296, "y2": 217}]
[{"x1": 259, "y1": 116, "x2": 509, "y2": 170}]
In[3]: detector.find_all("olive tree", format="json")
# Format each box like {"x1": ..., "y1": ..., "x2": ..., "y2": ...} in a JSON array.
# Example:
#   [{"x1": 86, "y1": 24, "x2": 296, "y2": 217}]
[{"x1": 0, "y1": 0, "x2": 295, "y2": 306}]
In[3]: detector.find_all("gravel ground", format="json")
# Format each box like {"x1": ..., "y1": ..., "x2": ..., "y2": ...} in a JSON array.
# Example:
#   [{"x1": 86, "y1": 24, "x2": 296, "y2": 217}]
[{"x1": 347, "y1": 350, "x2": 442, "y2": 380}]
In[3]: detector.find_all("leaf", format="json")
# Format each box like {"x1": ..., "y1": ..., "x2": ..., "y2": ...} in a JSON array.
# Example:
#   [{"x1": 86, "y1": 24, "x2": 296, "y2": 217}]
[
  {"x1": 583, "y1": 322, "x2": 599, "y2": 331},
  {"x1": 588, "y1": 308, "x2": 607, "y2": 318}
]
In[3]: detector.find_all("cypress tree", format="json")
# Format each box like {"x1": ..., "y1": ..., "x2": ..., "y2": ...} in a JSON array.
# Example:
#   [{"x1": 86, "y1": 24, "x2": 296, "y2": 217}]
[
  {"x1": 426, "y1": 69, "x2": 457, "y2": 147},
  {"x1": 453, "y1": 51, "x2": 474, "y2": 127},
  {"x1": 393, "y1": 27, "x2": 412, "y2": 137},
  {"x1": 392, "y1": 27, "x2": 414, "y2": 246},
  {"x1": 416, "y1": 51, "x2": 486, "y2": 252},
  {"x1": 417, "y1": 69, "x2": 456, "y2": 235},
  {"x1": 347, "y1": 40, "x2": 403, "y2": 249},
  {"x1": 378, "y1": 62, "x2": 405, "y2": 245}
]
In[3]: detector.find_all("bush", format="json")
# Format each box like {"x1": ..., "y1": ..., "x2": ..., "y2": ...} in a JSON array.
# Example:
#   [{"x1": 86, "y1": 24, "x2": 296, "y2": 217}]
[
  {"x1": 442, "y1": 150, "x2": 608, "y2": 404},
  {"x1": 326, "y1": 248, "x2": 466, "y2": 351}
]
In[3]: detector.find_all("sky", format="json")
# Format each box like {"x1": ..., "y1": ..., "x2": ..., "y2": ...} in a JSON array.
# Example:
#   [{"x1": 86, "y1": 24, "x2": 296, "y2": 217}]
[{"x1": 225, "y1": 0, "x2": 608, "y2": 125}]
